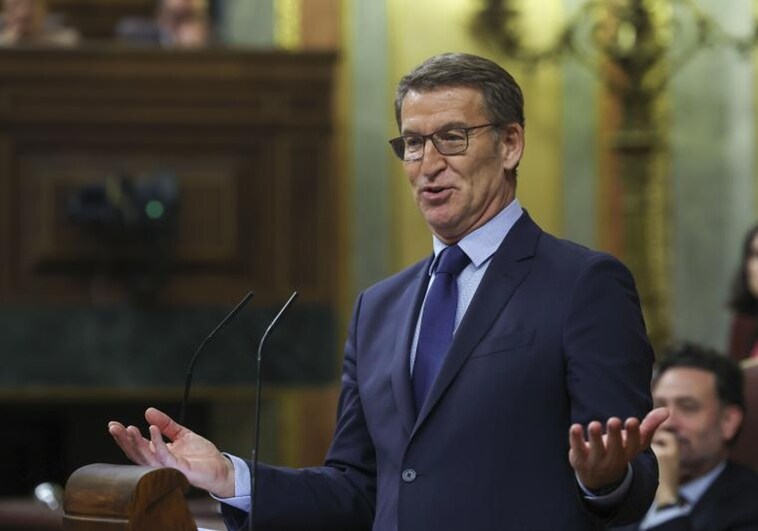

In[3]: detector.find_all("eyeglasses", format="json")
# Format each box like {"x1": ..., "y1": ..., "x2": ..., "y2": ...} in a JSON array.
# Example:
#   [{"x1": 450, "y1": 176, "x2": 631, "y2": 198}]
[{"x1": 388, "y1": 123, "x2": 499, "y2": 162}]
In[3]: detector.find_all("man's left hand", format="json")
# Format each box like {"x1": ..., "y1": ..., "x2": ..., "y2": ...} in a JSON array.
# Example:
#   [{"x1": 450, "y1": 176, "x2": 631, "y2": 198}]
[{"x1": 569, "y1": 407, "x2": 669, "y2": 491}]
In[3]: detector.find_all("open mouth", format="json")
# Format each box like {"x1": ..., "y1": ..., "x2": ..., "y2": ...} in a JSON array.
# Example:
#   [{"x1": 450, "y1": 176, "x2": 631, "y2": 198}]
[
  {"x1": 422, "y1": 185, "x2": 453, "y2": 194},
  {"x1": 420, "y1": 186, "x2": 452, "y2": 202}
]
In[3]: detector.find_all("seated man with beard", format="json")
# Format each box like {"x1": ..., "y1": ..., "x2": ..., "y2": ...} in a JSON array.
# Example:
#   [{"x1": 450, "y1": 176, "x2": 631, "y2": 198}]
[{"x1": 616, "y1": 343, "x2": 758, "y2": 530}]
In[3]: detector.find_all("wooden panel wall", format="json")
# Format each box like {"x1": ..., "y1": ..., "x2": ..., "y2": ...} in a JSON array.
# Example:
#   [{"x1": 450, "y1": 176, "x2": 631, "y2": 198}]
[
  {"x1": 49, "y1": 0, "x2": 154, "y2": 39},
  {"x1": 0, "y1": 48, "x2": 337, "y2": 306}
]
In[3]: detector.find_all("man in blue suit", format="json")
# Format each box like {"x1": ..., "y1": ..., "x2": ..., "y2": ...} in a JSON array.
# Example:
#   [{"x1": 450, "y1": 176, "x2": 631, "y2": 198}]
[{"x1": 109, "y1": 52, "x2": 668, "y2": 530}]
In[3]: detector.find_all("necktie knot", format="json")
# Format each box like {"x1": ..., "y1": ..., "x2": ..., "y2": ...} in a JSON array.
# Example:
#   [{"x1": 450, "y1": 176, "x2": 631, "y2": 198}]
[{"x1": 436, "y1": 245, "x2": 470, "y2": 277}]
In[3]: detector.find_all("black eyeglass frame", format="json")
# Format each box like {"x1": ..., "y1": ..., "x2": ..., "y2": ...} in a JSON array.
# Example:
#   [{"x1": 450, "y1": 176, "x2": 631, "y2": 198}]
[{"x1": 388, "y1": 123, "x2": 500, "y2": 162}]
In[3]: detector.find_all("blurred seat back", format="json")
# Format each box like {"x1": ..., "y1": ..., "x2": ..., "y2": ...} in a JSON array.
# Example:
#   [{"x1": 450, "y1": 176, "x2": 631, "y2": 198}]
[{"x1": 730, "y1": 358, "x2": 758, "y2": 472}]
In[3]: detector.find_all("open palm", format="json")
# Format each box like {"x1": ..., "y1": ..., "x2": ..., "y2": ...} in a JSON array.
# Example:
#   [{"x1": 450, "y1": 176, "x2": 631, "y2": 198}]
[{"x1": 108, "y1": 407, "x2": 235, "y2": 497}]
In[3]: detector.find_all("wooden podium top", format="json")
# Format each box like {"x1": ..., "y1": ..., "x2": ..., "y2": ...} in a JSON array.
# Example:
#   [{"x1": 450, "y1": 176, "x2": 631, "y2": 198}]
[{"x1": 63, "y1": 463, "x2": 197, "y2": 530}]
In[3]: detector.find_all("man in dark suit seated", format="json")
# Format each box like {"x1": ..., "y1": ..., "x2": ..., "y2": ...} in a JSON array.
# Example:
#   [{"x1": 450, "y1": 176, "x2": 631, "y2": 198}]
[
  {"x1": 616, "y1": 343, "x2": 758, "y2": 530},
  {"x1": 108, "y1": 52, "x2": 668, "y2": 530}
]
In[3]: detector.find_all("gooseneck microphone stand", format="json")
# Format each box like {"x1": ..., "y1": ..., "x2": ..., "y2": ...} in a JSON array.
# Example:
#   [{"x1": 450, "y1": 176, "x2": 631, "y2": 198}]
[
  {"x1": 179, "y1": 291, "x2": 254, "y2": 425},
  {"x1": 249, "y1": 291, "x2": 299, "y2": 531}
]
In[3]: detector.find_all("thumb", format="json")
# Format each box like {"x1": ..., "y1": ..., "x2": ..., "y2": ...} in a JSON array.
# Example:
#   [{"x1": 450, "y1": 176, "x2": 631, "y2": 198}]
[
  {"x1": 639, "y1": 407, "x2": 669, "y2": 446},
  {"x1": 145, "y1": 407, "x2": 187, "y2": 441}
]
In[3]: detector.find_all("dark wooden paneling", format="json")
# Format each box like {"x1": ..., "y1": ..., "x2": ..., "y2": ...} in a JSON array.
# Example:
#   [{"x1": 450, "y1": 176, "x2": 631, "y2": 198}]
[
  {"x1": 0, "y1": 49, "x2": 339, "y2": 498},
  {"x1": 0, "y1": 48, "x2": 337, "y2": 306},
  {"x1": 49, "y1": 0, "x2": 155, "y2": 39}
]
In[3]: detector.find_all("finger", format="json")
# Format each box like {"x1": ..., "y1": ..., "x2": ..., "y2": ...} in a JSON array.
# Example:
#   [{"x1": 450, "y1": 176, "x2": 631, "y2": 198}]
[
  {"x1": 569, "y1": 424, "x2": 589, "y2": 462},
  {"x1": 108, "y1": 422, "x2": 142, "y2": 463},
  {"x1": 107, "y1": 421, "x2": 127, "y2": 440},
  {"x1": 145, "y1": 407, "x2": 187, "y2": 442},
  {"x1": 605, "y1": 417, "x2": 624, "y2": 458},
  {"x1": 639, "y1": 407, "x2": 669, "y2": 445},
  {"x1": 569, "y1": 424, "x2": 588, "y2": 449},
  {"x1": 587, "y1": 421, "x2": 605, "y2": 457},
  {"x1": 652, "y1": 427, "x2": 672, "y2": 447},
  {"x1": 623, "y1": 417, "x2": 642, "y2": 457},
  {"x1": 126, "y1": 425, "x2": 160, "y2": 467},
  {"x1": 149, "y1": 425, "x2": 179, "y2": 468},
  {"x1": 110, "y1": 424, "x2": 152, "y2": 466},
  {"x1": 650, "y1": 441, "x2": 663, "y2": 458},
  {"x1": 655, "y1": 429, "x2": 677, "y2": 446}
]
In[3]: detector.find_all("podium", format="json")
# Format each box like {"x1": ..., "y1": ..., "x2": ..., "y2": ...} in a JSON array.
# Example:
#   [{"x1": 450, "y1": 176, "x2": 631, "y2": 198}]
[{"x1": 63, "y1": 464, "x2": 196, "y2": 530}]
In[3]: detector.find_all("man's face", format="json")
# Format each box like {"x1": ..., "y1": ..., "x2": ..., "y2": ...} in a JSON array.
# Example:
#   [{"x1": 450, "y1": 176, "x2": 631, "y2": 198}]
[
  {"x1": 399, "y1": 87, "x2": 523, "y2": 244},
  {"x1": 653, "y1": 367, "x2": 741, "y2": 482}
]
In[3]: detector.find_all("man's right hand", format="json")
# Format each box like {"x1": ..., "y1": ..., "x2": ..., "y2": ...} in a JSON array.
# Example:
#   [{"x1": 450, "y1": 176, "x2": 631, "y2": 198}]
[
  {"x1": 651, "y1": 429, "x2": 680, "y2": 506},
  {"x1": 108, "y1": 407, "x2": 236, "y2": 498}
]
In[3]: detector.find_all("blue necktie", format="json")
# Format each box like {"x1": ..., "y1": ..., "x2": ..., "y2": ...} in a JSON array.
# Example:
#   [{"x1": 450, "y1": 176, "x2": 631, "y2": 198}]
[{"x1": 412, "y1": 245, "x2": 470, "y2": 414}]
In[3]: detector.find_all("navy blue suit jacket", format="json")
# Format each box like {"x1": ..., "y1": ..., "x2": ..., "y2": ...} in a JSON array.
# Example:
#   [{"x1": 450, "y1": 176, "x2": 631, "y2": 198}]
[
  {"x1": 223, "y1": 211, "x2": 658, "y2": 531},
  {"x1": 613, "y1": 461, "x2": 758, "y2": 531}
]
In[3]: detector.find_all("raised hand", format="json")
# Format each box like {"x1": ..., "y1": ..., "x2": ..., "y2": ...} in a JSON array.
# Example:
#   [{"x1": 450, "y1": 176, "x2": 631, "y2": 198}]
[
  {"x1": 569, "y1": 407, "x2": 669, "y2": 491},
  {"x1": 108, "y1": 407, "x2": 235, "y2": 498},
  {"x1": 650, "y1": 429, "x2": 680, "y2": 506}
]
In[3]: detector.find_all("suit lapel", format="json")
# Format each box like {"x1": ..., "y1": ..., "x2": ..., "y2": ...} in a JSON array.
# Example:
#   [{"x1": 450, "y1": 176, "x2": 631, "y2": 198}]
[
  {"x1": 391, "y1": 259, "x2": 432, "y2": 437},
  {"x1": 688, "y1": 462, "x2": 738, "y2": 528},
  {"x1": 414, "y1": 212, "x2": 541, "y2": 430}
]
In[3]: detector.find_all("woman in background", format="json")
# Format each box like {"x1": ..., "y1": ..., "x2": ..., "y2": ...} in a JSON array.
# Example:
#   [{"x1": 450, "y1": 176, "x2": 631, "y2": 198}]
[{"x1": 728, "y1": 224, "x2": 758, "y2": 361}]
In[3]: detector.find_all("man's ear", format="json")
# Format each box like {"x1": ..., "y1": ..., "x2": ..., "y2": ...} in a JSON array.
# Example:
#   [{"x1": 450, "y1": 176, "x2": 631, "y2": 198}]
[
  {"x1": 500, "y1": 123, "x2": 525, "y2": 172},
  {"x1": 720, "y1": 405, "x2": 744, "y2": 443}
]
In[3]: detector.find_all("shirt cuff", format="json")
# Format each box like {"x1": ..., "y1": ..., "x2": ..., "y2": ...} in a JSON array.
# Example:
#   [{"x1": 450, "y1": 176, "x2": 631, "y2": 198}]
[
  {"x1": 209, "y1": 453, "x2": 252, "y2": 513},
  {"x1": 577, "y1": 463, "x2": 633, "y2": 508}
]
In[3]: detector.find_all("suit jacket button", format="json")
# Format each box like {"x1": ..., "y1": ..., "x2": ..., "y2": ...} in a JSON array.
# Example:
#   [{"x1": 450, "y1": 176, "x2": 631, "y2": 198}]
[{"x1": 401, "y1": 468, "x2": 417, "y2": 482}]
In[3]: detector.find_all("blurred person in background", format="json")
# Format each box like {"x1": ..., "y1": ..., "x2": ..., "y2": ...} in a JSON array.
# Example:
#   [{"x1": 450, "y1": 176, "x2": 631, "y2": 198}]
[
  {"x1": 0, "y1": 0, "x2": 79, "y2": 46},
  {"x1": 615, "y1": 343, "x2": 758, "y2": 530},
  {"x1": 728, "y1": 224, "x2": 758, "y2": 361},
  {"x1": 115, "y1": 0, "x2": 210, "y2": 48}
]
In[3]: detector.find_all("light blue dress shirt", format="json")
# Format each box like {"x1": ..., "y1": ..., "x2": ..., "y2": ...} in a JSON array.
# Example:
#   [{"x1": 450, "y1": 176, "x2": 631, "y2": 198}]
[
  {"x1": 638, "y1": 461, "x2": 727, "y2": 529},
  {"x1": 409, "y1": 199, "x2": 524, "y2": 374}
]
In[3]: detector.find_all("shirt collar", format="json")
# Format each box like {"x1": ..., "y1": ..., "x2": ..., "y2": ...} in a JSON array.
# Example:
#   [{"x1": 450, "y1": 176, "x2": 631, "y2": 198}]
[
  {"x1": 429, "y1": 199, "x2": 524, "y2": 275},
  {"x1": 679, "y1": 460, "x2": 727, "y2": 505}
]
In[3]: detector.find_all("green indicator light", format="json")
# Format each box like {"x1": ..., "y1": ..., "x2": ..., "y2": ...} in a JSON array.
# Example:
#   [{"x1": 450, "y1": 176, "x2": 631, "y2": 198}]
[{"x1": 145, "y1": 200, "x2": 165, "y2": 220}]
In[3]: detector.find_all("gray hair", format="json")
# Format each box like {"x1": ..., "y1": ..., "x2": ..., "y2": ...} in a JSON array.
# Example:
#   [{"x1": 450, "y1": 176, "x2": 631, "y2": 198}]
[{"x1": 394, "y1": 52, "x2": 525, "y2": 131}]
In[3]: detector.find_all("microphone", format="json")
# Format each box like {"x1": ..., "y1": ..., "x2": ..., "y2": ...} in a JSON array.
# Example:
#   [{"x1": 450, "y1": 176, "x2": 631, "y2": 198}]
[
  {"x1": 249, "y1": 291, "x2": 299, "y2": 531},
  {"x1": 179, "y1": 291, "x2": 254, "y2": 425}
]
